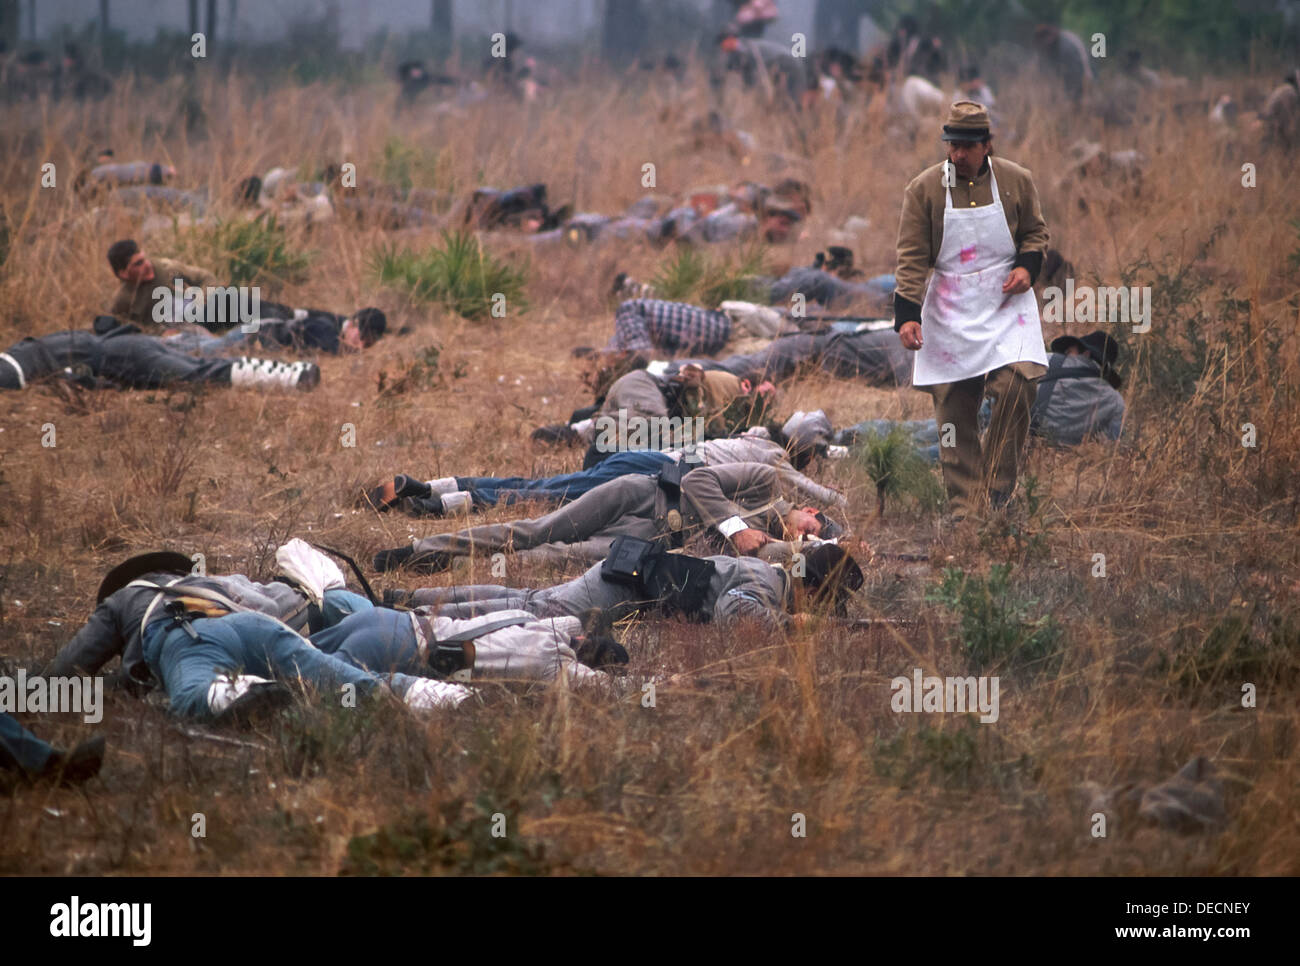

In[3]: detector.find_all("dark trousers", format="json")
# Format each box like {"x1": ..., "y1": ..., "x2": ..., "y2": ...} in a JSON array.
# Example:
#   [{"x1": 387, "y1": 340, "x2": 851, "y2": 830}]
[
  {"x1": 458, "y1": 450, "x2": 674, "y2": 508},
  {"x1": 2, "y1": 332, "x2": 234, "y2": 391},
  {"x1": 927, "y1": 362, "x2": 1041, "y2": 516},
  {"x1": 98, "y1": 335, "x2": 233, "y2": 388},
  {"x1": 0, "y1": 712, "x2": 55, "y2": 774}
]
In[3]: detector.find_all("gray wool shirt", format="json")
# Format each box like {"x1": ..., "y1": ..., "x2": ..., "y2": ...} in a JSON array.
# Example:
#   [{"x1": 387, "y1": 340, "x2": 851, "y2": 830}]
[{"x1": 1032, "y1": 352, "x2": 1127, "y2": 445}]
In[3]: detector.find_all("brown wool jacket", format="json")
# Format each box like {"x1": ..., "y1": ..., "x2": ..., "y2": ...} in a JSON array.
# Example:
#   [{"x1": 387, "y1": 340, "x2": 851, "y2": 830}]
[
  {"x1": 893, "y1": 156, "x2": 1049, "y2": 329},
  {"x1": 108, "y1": 257, "x2": 219, "y2": 329}
]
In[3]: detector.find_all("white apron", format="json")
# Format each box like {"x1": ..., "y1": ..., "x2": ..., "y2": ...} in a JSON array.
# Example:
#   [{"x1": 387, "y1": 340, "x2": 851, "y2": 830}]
[{"x1": 913, "y1": 161, "x2": 1048, "y2": 386}]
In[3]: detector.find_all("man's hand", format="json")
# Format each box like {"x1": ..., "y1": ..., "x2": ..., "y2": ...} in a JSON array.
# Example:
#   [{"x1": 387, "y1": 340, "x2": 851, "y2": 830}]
[
  {"x1": 899, "y1": 320, "x2": 923, "y2": 351},
  {"x1": 730, "y1": 528, "x2": 771, "y2": 555},
  {"x1": 1002, "y1": 267, "x2": 1031, "y2": 295}
]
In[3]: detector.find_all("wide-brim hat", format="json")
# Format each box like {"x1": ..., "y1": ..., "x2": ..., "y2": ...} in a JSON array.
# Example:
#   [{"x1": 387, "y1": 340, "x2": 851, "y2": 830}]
[
  {"x1": 96, "y1": 551, "x2": 192, "y2": 603},
  {"x1": 801, "y1": 543, "x2": 865, "y2": 611},
  {"x1": 1049, "y1": 330, "x2": 1123, "y2": 389},
  {"x1": 941, "y1": 100, "x2": 991, "y2": 142},
  {"x1": 813, "y1": 513, "x2": 846, "y2": 540}
]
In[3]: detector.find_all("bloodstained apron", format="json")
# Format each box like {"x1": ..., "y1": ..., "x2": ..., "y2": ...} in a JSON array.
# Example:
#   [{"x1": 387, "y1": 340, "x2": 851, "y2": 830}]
[{"x1": 913, "y1": 161, "x2": 1047, "y2": 386}]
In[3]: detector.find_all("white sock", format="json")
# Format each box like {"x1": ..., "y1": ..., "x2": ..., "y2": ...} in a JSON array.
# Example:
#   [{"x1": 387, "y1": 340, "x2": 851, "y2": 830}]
[
  {"x1": 424, "y1": 476, "x2": 459, "y2": 495},
  {"x1": 207, "y1": 674, "x2": 273, "y2": 714},
  {"x1": 440, "y1": 491, "x2": 473, "y2": 515},
  {"x1": 404, "y1": 678, "x2": 472, "y2": 711}
]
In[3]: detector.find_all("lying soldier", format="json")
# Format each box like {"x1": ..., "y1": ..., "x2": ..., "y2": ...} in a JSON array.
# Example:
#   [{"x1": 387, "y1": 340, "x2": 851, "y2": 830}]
[
  {"x1": 43, "y1": 546, "x2": 464, "y2": 722},
  {"x1": 76, "y1": 158, "x2": 178, "y2": 193},
  {"x1": 564, "y1": 363, "x2": 777, "y2": 468},
  {"x1": 611, "y1": 247, "x2": 896, "y2": 314},
  {"x1": 388, "y1": 538, "x2": 865, "y2": 633},
  {"x1": 675, "y1": 323, "x2": 912, "y2": 388},
  {"x1": 533, "y1": 326, "x2": 903, "y2": 452},
  {"x1": 372, "y1": 460, "x2": 842, "y2": 574},
  {"x1": 607, "y1": 299, "x2": 734, "y2": 357},
  {"x1": 0, "y1": 318, "x2": 320, "y2": 392},
  {"x1": 167, "y1": 307, "x2": 387, "y2": 357},
  {"x1": 365, "y1": 417, "x2": 842, "y2": 517},
  {"x1": 311, "y1": 607, "x2": 625, "y2": 688},
  {"x1": 834, "y1": 330, "x2": 1128, "y2": 455},
  {"x1": 106, "y1": 238, "x2": 218, "y2": 331}
]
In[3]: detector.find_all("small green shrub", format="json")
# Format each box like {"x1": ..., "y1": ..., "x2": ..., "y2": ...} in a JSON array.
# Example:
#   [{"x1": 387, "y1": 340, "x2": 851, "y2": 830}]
[
  {"x1": 379, "y1": 135, "x2": 448, "y2": 193},
  {"x1": 174, "y1": 216, "x2": 312, "y2": 291},
  {"x1": 377, "y1": 345, "x2": 443, "y2": 401},
  {"x1": 650, "y1": 247, "x2": 709, "y2": 302},
  {"x1": 699, "y1": 242, "x2": 770, "y2": 306},
  {"x1": 370, "y1": 231, "x2": 527, "y2": 321},
  {"x1": 856, "y1": 426, "x2": 945, "y2": 517},
  {"x1": 650, "y1": 243, "x2": 769, "y2": 307},
  {"x1": 340, "y1": 799, "x2": 549, "y2": 876},
  {"x1": 927, "y1": 563, "x2": 1063, "y2": 672}
]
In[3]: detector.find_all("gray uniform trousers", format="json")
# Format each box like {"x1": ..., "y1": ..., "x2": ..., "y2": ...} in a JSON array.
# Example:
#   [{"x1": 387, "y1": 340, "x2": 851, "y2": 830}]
[
  {"x1": 409, "y1": 555, "x2": 791, "y2": 629},
  {"x1": 410, "y1": 562, "x2": 651, "y2": 623},
  {"x1": 410, "y1": 474, "x2": 665, "y2": 567}
]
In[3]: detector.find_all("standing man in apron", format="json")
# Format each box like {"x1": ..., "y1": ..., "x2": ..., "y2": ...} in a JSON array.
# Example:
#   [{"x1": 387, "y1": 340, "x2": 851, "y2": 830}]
[{"x1": 893, "y1": 101, "x2": 1050, "y2": 521}]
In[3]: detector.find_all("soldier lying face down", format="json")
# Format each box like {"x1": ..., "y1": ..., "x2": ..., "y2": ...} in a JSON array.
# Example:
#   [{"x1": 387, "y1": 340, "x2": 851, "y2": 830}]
[{"x1": 372, "y1": 461, "x2": 845, "y2": 574}]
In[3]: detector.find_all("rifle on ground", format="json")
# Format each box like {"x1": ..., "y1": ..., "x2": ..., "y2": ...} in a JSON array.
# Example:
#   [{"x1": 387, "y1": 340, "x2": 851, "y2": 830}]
[{"x1": 830, "y1": 617, "x2": 919, "y2": 630}]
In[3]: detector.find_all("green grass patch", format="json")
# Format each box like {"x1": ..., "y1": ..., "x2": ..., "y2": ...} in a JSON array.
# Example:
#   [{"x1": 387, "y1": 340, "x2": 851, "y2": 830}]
[
  {"x1": 370, "y1": 231, "x2": 527, "y2": 321},
  {"x1": 855, "y1": 425, "x2": 945, "y2": 517},
  {"x1": 171, "y1": 215, "x2": 312, "y2": 291},
  {"x1": 927, "y1": 563, "x2": 1063, "y2": 673},
  {"x1": 1160, "y1": 605, "x2": 1300, "y2": 696},
  {"x1": 379, "y1": 135, "x2": 450, "y2": 194},
  {"x1": 650, "y1": 242, "x2": 769, "y2": 307}
]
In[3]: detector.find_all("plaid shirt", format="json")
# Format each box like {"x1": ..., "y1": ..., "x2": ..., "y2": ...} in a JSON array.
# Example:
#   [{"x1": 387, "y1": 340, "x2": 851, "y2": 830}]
[{"x1": 610, "y1": 299, "x2": 732, "y2": 356}]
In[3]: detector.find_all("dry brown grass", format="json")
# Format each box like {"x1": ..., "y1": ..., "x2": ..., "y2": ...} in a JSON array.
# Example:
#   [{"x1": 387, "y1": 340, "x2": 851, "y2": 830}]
[{"x1": 0, "y1": 65, "x2": 1297, "y2": 875}]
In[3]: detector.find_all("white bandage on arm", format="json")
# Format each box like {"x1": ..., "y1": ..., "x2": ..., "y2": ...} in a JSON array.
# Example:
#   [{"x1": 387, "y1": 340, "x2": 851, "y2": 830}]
[{"x1": 717, "y1": 515, "x2": 750, "y2": 539}]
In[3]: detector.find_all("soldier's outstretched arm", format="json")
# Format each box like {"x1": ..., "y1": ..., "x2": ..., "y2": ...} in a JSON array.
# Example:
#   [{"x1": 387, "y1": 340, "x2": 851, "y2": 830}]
[{"x1": 45, "y1": 600, "x2": 126, "y2": 677}]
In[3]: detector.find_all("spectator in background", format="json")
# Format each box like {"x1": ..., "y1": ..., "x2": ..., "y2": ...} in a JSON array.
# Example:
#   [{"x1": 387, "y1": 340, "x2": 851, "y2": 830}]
[
  {"x1": 54, "y1": 43, "x2": 111, "y2": 100},
  {"x1": 730, "y1": 0, "x2": 780, "y2": 39},
  {"x1": 1033, "y1": 24, "x2": 1093, "y2": 104},
  {"x1": 717, "y1": 26, "x2": 815, "y2": 105}
]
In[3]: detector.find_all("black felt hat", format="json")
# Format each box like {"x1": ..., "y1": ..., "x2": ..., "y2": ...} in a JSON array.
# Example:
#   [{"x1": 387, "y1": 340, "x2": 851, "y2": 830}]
[
  {"x1": 96, "y1": 551, "x2": 192, "y2": 603},
  {"x1": 800, "y1": 543, "x2": 864, "y2": 612},
  {"x1": 1049, "y1": 330, "x2": 1123, "y2": 388}
]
